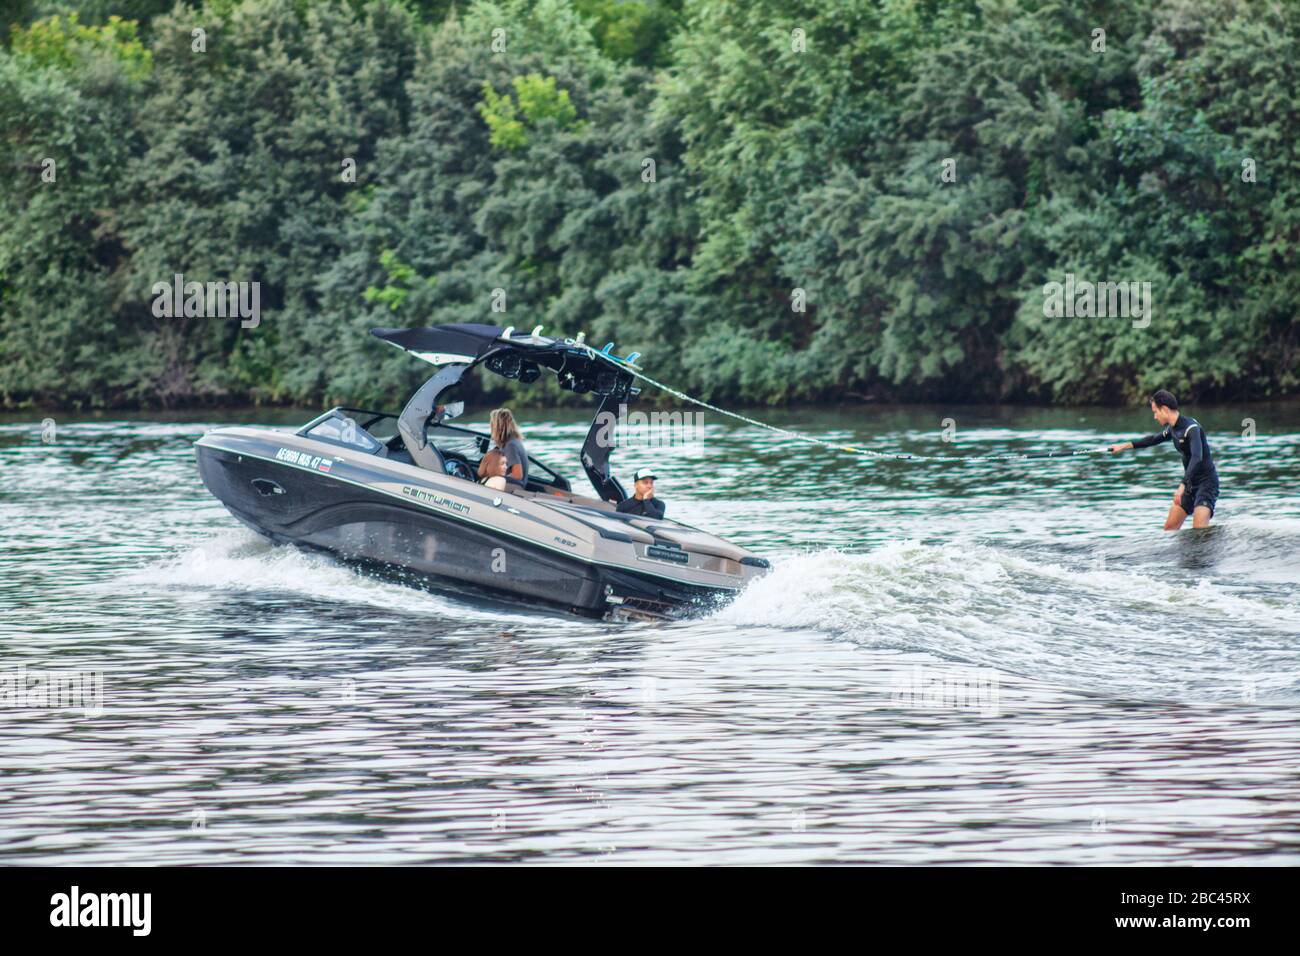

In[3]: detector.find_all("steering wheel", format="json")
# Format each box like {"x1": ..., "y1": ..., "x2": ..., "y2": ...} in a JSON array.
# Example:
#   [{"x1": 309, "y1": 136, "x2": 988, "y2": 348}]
[{"x1": 443, "y1": 457, "x2": 476, "y2": 481}]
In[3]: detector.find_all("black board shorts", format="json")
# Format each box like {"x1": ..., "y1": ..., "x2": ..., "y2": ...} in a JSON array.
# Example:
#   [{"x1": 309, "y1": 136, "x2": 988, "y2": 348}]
[{"x1": 1179, "y1": 477, "x2": 1220, "y2": 516}]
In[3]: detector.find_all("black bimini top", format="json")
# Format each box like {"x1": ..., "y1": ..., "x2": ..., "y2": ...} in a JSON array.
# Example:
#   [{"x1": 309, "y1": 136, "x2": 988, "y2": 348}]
[
  {"x1": 371, "y1": 323, "x2": 638, "y2": 400},
  {"x1": 371, "y1": 324, "x2": 507, "y2": 366}
]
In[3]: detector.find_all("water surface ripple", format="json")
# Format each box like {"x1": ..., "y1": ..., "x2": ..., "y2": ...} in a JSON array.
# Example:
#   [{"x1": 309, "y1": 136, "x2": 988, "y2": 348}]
[{"x1": 1, "y1": 405, "x2": 1297, "y2": 864}]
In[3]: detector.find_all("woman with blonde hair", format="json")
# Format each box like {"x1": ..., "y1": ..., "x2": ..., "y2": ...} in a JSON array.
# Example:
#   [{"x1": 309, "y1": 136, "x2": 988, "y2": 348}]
[{"x1": 478, "y1": 408, "x2": 529, "y2": 489}]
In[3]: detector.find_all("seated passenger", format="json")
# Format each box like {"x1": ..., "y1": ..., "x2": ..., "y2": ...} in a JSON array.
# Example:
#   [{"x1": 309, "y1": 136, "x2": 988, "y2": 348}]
[
  {"x1": 616, "y1": 468, "x2": 665, "y2": 519},
  {"x1": 478, "y1": 448, "x2": 508, "y2": 491},
  {"x1": 484, "y1": 408, "x2": 529, "y2": 488}
]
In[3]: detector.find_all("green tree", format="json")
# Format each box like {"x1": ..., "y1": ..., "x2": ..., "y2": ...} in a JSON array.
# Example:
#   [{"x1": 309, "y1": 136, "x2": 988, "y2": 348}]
[{"x1": 0, "y1": 16, "x2": 146, "y2": 406}]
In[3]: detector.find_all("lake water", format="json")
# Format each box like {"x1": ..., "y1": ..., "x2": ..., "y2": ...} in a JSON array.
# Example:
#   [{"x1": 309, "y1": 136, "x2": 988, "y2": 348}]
[{"x1": 2, "y1": 403, "x2": 1298, "y2": 864}]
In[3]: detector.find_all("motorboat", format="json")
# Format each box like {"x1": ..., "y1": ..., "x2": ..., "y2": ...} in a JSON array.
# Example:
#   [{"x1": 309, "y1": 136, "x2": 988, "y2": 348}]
[{"x1": 194, "y1": 323, "x2": 769, "y2": 619}]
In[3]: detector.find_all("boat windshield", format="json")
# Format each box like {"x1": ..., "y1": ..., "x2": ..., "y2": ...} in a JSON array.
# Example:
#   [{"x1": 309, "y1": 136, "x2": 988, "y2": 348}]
[{"x1": 301, "y1": 413, "x2": 383, "y2": 452}]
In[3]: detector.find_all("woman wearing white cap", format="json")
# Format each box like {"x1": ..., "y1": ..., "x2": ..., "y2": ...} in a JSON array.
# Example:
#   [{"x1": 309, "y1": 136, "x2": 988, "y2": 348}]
[{"x1": 616, "y1": 468, "x2": 665, "y2": 519}]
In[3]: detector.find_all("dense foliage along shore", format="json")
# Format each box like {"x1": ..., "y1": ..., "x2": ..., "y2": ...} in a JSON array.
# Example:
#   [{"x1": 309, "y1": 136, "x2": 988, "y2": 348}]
[{"x1": 2, "y1": 0, "x2": 1297, "y2": 410}]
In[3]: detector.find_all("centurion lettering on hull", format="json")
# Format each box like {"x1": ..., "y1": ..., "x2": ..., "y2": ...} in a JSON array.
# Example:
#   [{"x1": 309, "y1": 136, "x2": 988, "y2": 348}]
[{"x1": 403, "y1": 485, "x2": 470, "y2": 514}]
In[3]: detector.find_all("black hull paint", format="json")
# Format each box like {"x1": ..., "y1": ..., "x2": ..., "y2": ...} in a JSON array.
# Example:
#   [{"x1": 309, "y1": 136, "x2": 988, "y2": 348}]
[{"x1": 196, "y1": 444, "x2": 727, "y2": 618}]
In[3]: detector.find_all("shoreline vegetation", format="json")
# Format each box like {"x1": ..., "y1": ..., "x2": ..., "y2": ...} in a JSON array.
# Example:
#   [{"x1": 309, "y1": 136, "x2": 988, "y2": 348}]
[
  {"x1": 3, "y1": 1, "x2": 1298, "y2": 413},
  {"x1": 7, "y1": 396, "x2": 1300, "y2": 424}
]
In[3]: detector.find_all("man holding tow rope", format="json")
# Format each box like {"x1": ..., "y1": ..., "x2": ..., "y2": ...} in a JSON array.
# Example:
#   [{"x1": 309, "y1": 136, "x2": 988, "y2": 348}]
[{"x1": 1109, "y1": 389, "x2": 1220, "y2": 530}]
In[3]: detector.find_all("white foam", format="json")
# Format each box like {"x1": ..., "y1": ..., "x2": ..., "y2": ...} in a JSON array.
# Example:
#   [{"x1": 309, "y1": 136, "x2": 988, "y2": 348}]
[
  {"x1": 112, "y1": 529, "x2": 540, "y2": 624},
  {"x1": 718, "y1": 539, "x2": 1300, "y2": 635},
  {"x1": 711, "y1": 540, "x2": 1300, "y2": 700}
]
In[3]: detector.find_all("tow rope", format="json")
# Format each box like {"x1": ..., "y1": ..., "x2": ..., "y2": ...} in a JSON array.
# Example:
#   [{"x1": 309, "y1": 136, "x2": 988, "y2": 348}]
[{"x1": 577, "y1": 342, "x2": 1111, "y2": 464}]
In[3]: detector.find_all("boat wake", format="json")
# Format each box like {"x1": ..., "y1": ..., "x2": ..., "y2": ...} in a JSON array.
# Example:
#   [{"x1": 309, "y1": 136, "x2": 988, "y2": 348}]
[
  {"x1": 116, "y1": 530, "x2": 546, "y2": 625},
  {"x1": 713, "y1": 539, "x2": 1300, "y2": 702}
]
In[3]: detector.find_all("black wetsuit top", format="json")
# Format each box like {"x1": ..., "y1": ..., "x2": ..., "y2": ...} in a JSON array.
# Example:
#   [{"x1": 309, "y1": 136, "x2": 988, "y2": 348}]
[
  {"x1": 1132, "y1": 415, "x2": 1218, "y2": 487},
  {"x1": 616, "y1": 496, "x2": 666, "y2": 519}
]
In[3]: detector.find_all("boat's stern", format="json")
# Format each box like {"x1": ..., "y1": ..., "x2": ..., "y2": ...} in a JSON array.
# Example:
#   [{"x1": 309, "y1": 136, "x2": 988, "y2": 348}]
[{"x1": 531, "y1": 496, "x2": 770, "y2": 620}]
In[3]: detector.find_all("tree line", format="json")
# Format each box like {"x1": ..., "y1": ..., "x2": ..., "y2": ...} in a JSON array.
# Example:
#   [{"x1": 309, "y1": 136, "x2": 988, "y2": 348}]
[{"x1": 2, "y1": 0, "x2": 1297, "y2": 410}]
